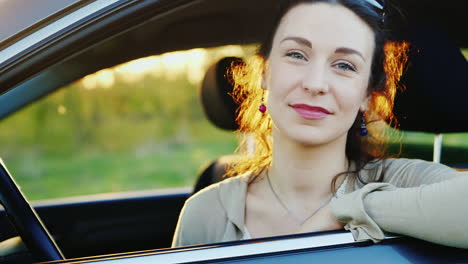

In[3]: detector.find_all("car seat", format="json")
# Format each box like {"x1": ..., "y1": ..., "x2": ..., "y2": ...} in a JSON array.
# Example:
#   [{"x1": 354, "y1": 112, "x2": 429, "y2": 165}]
[
  {"x1": 394, "y1": 23, "x2": 468, "y2": 165},
  {"x1": 394, "y1": 23, "x2": 468, "y2": 133},
  {"x1": 192, "y1": 57, "x2": 245, "y2": 195}
]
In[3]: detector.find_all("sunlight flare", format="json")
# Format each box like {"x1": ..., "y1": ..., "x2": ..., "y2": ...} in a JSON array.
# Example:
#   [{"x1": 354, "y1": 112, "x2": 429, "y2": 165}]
[{"x1": 78, "y1": 45, "x2": 254, "y2": 89}]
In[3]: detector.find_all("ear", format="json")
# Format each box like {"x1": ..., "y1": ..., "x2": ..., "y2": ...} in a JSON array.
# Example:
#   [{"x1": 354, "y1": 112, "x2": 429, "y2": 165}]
[{"x1": 359, "y1": 95, "x2": 371, "y2": 112}]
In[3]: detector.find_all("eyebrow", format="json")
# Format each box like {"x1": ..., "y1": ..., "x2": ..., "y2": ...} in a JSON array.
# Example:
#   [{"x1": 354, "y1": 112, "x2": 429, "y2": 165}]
[
  {"x1": 335, "y1": 47, "x2": 366, "y2": 62},
  {"x1": 280, "y1": 36, "x2": 312, "y2": 48},
  {"x1": 281, "y1": 36, "x2": 366, "y2": 62}
]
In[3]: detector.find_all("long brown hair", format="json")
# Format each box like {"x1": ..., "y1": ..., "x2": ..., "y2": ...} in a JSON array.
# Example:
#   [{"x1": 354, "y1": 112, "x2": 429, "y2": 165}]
[{"x1": 227, "y1": 0, "x2": 409, "y2": 191}]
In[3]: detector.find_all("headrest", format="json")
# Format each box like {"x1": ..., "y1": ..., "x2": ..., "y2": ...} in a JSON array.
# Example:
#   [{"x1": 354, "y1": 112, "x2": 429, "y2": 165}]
[
  {"x1": 200, "y1": 57, "x2": 244, "y2": 131},
  {"x1": 394, "y1": 24, "x2": 468, "y2": 133}
]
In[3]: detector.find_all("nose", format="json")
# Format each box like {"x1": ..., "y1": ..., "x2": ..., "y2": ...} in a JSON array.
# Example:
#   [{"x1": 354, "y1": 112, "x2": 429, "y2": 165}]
[{"x1": 302, "y1": 65, "x2": 329, "y2": 95}]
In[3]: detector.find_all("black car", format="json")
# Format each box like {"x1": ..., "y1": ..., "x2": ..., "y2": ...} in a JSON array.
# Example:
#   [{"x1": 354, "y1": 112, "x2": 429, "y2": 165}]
[{"x1": 0, "y1": 0, "x2": 467, "y2": 263}]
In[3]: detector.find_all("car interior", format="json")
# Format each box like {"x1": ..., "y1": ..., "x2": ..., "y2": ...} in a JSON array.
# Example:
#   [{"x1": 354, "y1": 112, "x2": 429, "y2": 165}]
[{"x1": 0, "y1": 0, "x2": 467, "y2": 263}]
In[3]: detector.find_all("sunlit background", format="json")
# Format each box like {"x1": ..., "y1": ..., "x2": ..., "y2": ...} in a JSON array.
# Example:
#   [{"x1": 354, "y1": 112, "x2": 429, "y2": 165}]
[
  {"x1": 0, "y1": 45, "x2": 256, "y2": 200},
  {"x1": 0, "y1": 46, "x2": 466, "y2": 201}
]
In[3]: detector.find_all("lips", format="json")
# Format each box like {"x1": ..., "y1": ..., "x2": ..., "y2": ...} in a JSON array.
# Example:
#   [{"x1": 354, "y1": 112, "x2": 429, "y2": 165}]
[{"x1": 290, "y1": 104, "x2": 331, "y2": 120}]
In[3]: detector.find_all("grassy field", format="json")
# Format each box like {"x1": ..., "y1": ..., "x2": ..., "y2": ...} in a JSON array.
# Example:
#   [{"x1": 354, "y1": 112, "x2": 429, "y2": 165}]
[
  {"x1": 4, "y1": 140, "x2": 238, "y2": 201},
  {"x1": 0, "y1": 46, "x2": 251, "y2": 201},
  {"x1": 3, "y1": 130, "x2": 467, "y2": 201}
]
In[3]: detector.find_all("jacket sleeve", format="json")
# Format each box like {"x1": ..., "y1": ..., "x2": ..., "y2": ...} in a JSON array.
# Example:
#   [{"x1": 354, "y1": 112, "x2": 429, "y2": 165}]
[{"x1": 331, "y1": 160, "x2": 468, "y2": 248}]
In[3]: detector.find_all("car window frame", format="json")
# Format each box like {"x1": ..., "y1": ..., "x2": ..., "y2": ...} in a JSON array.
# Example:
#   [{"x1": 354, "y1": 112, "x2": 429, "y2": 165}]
[
  {"x1": 0, "y1": 0, "x2": 94, "y2": 49},
  {"x1": 46, "y1": 230, "x2": 368, "y2": 264},
  {"x1": 0, "y1": 0, "x2": 120, "y2": 66}
]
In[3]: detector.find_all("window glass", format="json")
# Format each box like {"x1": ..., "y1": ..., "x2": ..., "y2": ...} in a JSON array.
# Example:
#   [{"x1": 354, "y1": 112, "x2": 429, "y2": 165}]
[
  {"x1": 0, "y1": 0, "x2": 80, "y2": 43},
  {"x1": 0, "y1": 45, "x2": 256, "y2": 201}
]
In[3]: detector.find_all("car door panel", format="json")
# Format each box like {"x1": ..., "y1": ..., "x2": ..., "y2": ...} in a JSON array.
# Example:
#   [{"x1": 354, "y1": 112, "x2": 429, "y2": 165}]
[{"x1": 0, "y1": 189, "x2": 189, "y2": 258}]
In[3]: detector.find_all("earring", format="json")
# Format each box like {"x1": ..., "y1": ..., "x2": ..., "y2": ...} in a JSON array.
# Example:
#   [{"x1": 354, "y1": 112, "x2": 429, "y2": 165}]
[
  {"x1": 360, "y1": 115, "x2": 368, "y2": 136},
  {"x1": 259, "y1": 91, "x2": 267, "y2": 113}
]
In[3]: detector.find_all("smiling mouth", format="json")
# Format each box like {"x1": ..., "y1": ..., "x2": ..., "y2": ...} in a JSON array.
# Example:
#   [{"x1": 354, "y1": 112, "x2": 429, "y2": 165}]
[{"x1": 290, "y1": 104, "x2": 331, "y2": 120}]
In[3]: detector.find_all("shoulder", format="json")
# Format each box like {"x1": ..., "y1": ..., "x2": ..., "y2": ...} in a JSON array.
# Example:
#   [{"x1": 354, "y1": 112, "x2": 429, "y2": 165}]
[
  {"x1": 172, "y1": 175, "x2": 248, "y2": 247},
  {"x1": 186, "y1": 174, "x2": 247, "y2": 213},
  {"x1": 361, "y1": 158, "x2": 460, "y2": 188}
]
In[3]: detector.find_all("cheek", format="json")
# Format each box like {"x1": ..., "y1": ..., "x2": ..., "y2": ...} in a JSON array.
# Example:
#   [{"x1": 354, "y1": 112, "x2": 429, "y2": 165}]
[
  {"x1": 267, "y1": 60, "x2": 303, "y2": 97},
  {"x1": 333, "y1": 78, "x2": 368, "y2": 113},
  {"x1": 267, "y1": 63, "x2": 291, "y2": 97}
]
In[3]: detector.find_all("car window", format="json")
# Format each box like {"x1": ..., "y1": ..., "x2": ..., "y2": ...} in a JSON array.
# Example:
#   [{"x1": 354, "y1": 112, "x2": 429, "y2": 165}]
[{"x1": 0, "y1": 45, "x2": 256, "y2": 201}]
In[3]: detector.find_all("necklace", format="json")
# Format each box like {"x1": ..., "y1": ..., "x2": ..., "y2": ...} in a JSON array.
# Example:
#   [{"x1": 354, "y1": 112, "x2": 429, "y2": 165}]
[{"x1": 266, "y1": 170, "x2": 333, "y2": 226}]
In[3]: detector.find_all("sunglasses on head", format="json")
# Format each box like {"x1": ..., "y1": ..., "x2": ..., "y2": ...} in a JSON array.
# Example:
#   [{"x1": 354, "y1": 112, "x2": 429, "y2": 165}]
[{"x1": 366, "y1": 0, "x2": 385, "y2": 11}]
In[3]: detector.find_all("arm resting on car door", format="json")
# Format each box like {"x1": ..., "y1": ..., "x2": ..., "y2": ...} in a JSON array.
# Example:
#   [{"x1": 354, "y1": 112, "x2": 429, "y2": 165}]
[{"x1": 331, "y1": 175, "x2": 468, "y2": 248}]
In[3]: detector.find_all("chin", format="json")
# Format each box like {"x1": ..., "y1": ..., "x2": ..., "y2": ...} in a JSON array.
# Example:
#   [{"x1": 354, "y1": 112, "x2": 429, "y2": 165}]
[
  {"x1": 293, "y1": 135, "x2": 333, "y2": 147},
  {"x1": 281, "y1": 126, "x2": 339, "y2": 147}
]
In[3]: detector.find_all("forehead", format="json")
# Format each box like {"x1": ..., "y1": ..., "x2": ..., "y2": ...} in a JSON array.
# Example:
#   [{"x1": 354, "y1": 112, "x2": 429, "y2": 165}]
[{"x1": 274, "y1": 3, "x2": 375, "y2": 56}]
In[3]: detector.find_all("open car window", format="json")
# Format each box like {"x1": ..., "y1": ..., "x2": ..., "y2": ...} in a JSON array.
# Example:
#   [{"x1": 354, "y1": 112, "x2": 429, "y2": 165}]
[{"x1": 0, "y1": 45, "x2": 255, "y2": 201}]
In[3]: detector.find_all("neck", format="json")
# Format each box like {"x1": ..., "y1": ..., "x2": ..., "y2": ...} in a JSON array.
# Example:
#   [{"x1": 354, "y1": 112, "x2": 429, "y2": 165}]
[{"x1": 268, "y1": 129, "x2": 348, "y2": 201}]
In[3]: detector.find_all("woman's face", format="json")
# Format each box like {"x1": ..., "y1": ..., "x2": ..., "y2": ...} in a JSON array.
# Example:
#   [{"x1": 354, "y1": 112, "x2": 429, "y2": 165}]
[{"x1": 264, "y1": 3, "x2": 375, "y2": 147}]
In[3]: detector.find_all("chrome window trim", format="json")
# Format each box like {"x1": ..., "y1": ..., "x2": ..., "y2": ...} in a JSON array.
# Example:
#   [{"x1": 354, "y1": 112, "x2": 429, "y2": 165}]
[
  {"x1": 73, "y1": 232, "x2": 356, "y2": 263},
  {"x1": 0, "y1": 0, "x2": 88, "y2": 47},
  {"x1": 0, "y1": 0, "x2": 120, "y2": 64}
]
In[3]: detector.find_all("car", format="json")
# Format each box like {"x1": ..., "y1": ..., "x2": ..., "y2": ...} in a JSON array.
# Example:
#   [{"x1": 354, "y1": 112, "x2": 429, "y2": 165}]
[{"x1": 0, "y1": 0, "x2": 467, "y2": 263}]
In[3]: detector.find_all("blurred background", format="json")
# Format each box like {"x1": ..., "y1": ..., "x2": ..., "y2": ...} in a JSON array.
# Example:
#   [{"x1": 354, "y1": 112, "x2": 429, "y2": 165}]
[{"x1": 0, "y1": 45, "x2": 467, "y2": 201}]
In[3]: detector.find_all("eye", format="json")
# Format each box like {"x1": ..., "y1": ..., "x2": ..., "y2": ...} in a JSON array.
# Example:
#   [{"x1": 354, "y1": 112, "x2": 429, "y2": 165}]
[
  {"x1": 285, "y1": 51, "x2": 307, "y2": 61},
  {"x1": 334, "y1": 61, "x2": 357, "y2": 72}
]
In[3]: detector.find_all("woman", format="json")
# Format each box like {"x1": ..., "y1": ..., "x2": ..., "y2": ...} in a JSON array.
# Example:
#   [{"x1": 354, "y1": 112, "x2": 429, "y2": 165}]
[{"x1": 172, "y1": 0, "x2": 468, "y2": 248}]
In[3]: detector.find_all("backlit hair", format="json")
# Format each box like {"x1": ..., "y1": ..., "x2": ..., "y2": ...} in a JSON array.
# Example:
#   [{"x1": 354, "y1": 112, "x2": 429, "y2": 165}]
[{"x1": 227, "y1": 0, "x2": 408, "y2": 191}]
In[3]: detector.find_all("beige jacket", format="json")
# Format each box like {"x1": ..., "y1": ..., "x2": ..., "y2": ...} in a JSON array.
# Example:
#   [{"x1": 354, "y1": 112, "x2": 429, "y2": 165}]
[{"x1": 172, "y1": 158, "x2": 468, "y2": 248}]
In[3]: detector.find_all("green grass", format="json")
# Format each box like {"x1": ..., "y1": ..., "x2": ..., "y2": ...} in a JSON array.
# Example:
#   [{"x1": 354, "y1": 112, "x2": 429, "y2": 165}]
[
  {"x1": 387, "y1": 131, "x2": 468, "y2": 166},
  {"x1": 6, "y1": 132, "x2": 467, "y2": 201},
  {"x1": 5, "y1": 140, "x2": 238, "y2": 201},
  {"x1": 4, "y1": 131, "x2": 468, "y2": 201}
]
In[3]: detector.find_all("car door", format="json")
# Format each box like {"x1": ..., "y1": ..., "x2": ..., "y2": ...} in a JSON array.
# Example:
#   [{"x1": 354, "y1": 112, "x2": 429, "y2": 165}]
[{"x1": 29, "y1": 231, "x2": 468, "y2": 263}]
